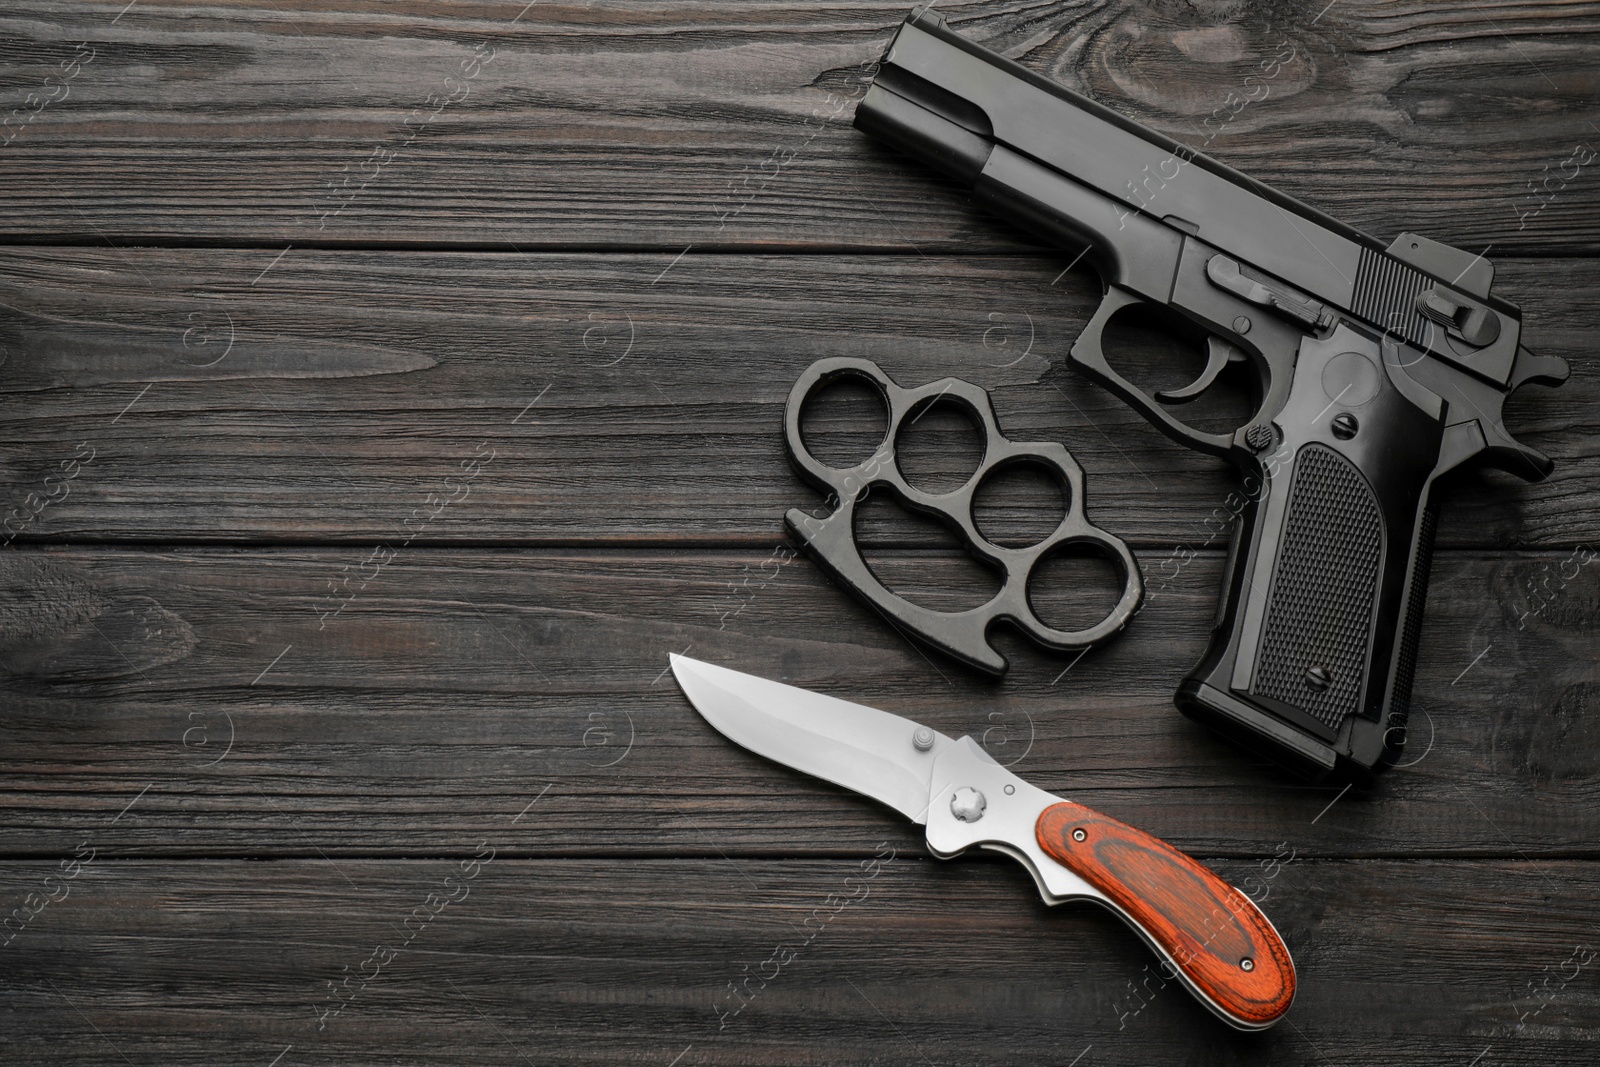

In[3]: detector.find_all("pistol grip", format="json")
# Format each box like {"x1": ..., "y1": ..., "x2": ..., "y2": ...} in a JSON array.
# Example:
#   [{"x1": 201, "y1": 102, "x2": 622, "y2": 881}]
[
  {"x1": 1173, "y1": 328, "x2": 1447, "y2": 781},
  {"x1": 1067, "y1": 285, "x2": 1236, "y2": 461}
]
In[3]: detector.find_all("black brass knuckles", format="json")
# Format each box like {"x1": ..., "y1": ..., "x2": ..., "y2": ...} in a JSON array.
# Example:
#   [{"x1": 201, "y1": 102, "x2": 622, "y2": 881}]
[{"x1": 782, "y1": 357, "x2": 1143, "y2": 676}]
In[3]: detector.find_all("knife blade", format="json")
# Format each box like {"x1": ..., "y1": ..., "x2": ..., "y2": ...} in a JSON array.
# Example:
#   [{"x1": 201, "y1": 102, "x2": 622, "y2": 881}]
[{"x1": 670, "y1": 654, "x2": 1296, "y2": 1031}]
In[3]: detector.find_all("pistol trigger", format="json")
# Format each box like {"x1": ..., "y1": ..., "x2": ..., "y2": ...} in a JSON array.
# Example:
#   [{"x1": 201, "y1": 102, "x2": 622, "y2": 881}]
[{"x1": 1156, "y1": 336, "x2": 1244, "y2": 404}]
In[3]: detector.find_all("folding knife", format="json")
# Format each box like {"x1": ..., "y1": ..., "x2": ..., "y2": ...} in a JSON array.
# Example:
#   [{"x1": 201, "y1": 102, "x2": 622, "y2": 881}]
[{"x1": 670, "y1": 655, "x2": 1296, "y2": 1030}]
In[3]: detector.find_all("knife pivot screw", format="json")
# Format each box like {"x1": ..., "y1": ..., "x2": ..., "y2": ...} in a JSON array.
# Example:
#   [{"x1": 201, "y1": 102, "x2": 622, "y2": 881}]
[
  {"x1": 1240, "y1": 957, "x2": 1255, "y2": 972},
  {"x1": 912, "y1": 727, "x2": 936, "y2": 751},
  {"x1": 1071, "y1": 828, "x2": 1087, "y2": 842},
  {"x1": 950, "y1": 787, "x2": 987, "y2": 823}
]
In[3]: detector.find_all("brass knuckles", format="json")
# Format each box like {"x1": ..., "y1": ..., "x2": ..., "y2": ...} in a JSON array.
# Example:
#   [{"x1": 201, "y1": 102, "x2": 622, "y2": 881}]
[{"x1": 782, "y1": 356, "x2": 1143, "y2": 676}]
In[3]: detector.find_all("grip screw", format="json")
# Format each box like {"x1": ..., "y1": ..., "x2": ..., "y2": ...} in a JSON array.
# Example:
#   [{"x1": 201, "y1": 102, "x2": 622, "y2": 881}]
[
  {"x1": 1240, "y1": 958, "x2": 1255, "y2": 972},
  {"x1": 1305, "y1": 665, "x2": 1333, "y2": 691},
  {"x1": 912, "y1": 727, "x2": 935, "y2": 751},
  {"x1": 1244, "y1": 423, "x2": 1274, "y2": 453},
  {"x1": 1072, "y1": 828, "x2": 1087, "y2": 842},
  {"x1": 950, "y1": 787, "x2": 987, "y2": 823},
  {"x1": 1331, "y1": 412, "x2": 1359, "y2": 439}
]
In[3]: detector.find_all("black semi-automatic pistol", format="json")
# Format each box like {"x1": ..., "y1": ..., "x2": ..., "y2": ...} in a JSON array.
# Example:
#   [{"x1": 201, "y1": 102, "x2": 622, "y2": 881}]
[{"x1": 854, "y1": 9, "x2": 1569, "y2": 781}]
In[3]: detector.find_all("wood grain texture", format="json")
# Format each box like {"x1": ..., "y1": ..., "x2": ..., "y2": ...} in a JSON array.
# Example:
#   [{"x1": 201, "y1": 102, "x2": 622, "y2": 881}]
[
  {"x1": 1, "y1": 858, "x2": 1595, "y2": 1065},
  {"x1": 0, "y1": 248, "x2": 1590, "y2": 547},
  {"x1": 0, "y1": 1, "x2": 1596, "y2": 251},
  {"x1": 1036, "y1": 800, "x2": 1296, "y2": 1029},
  {"x1": 0, "y1": 546, "x2": 1593, "y2": 856},
  {"x1": 3, "y1": 0, "x2": 1598, "y2": 1061}
]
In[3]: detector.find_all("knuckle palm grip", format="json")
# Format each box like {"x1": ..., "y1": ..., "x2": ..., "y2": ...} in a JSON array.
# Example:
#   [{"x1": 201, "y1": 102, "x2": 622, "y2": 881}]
[{"x1": 782, "y1": 357, "x2": 1143, "y2": 675}]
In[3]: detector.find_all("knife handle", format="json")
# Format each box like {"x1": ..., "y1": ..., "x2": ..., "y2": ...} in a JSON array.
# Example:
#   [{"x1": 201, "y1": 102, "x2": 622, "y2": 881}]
[{"x1": 1035, "y1": 802, "x2": 1295, "y2": 1029}]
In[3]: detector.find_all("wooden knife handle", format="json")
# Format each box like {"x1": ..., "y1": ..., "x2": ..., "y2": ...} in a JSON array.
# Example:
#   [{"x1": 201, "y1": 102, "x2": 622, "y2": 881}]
[{"x1": 1035, "y1": 801, "x2": 1295, "y2": 1029}]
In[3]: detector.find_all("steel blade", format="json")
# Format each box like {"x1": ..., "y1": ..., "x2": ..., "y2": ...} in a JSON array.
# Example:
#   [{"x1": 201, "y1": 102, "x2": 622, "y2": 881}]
[{"x1": 670, "y1": 655, "x2": 954, "y2": 823}]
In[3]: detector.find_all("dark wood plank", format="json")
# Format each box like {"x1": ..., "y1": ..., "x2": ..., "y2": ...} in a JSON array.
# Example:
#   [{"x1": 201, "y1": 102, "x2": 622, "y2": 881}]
[
  {"x1": 2, "y1": 546, "x2": 1593, "y2": 856},
  {"x1": 1, "y1": 248, "x2": 1589, "y2": 547},
  {"x1": 0, "y1": 1, "x2": 1595, "y2": 251},
  {"x1": 2, "y1": 1, "x2": 1593, "y2": 1062},
  {"x1": 2, "y1": 857, "x2": 1595, "y2": 1064}
]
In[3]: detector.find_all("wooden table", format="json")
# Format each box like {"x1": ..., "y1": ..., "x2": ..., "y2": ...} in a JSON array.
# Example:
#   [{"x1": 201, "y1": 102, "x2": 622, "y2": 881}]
[{"x1": 2, "y1": 2, "x2": 1596, "y2": 1063}]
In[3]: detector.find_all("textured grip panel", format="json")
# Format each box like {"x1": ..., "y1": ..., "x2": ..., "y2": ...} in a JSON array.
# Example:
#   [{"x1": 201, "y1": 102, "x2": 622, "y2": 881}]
[{"x1": 1251, "y1": 446, "x2": 1383, "y2": 729}]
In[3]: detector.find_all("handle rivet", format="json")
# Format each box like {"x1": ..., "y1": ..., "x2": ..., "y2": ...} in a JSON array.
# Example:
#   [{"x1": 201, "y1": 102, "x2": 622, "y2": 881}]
[
  {"x1": 912, "y1": 727, "x2": 935, "y2": 751},
  {"x1": 1072, "y1": 828, "x2": 1087, "y2": 842},
  {"x1": 1232, "y1": 315, "x2": 1252, "y2": 335},
  {"x1": 1331, "y1": 412, "x2": 1359, "y2": 439},
  {"x1": 1305, "y1": 665, "x2": 1333, "y2": 691},
  {"x1": 1240, "y1": 957, "x2": 1255, "y2": 972},
  {"x1": 950, "y1": 787, "x2": 987, "y2": 823},
  {"x1": 1003, "y1": 784, "x2": 1015, "y2": 795}
]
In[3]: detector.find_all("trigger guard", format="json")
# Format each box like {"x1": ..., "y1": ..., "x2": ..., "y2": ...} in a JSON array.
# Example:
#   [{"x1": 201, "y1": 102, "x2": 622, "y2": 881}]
[
  {"x1": 782, "y1": 357, "x2": 1143, "y2": 676},
  {"x1": 1067, "y1": 285, "x2": 1236, "y2": 461}
]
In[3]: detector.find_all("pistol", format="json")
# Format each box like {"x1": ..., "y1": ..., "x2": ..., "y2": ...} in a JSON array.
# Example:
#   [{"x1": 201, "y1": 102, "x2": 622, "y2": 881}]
[{"x1": 854, "y1": 9, "x2": 1569, "y2": 780}]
